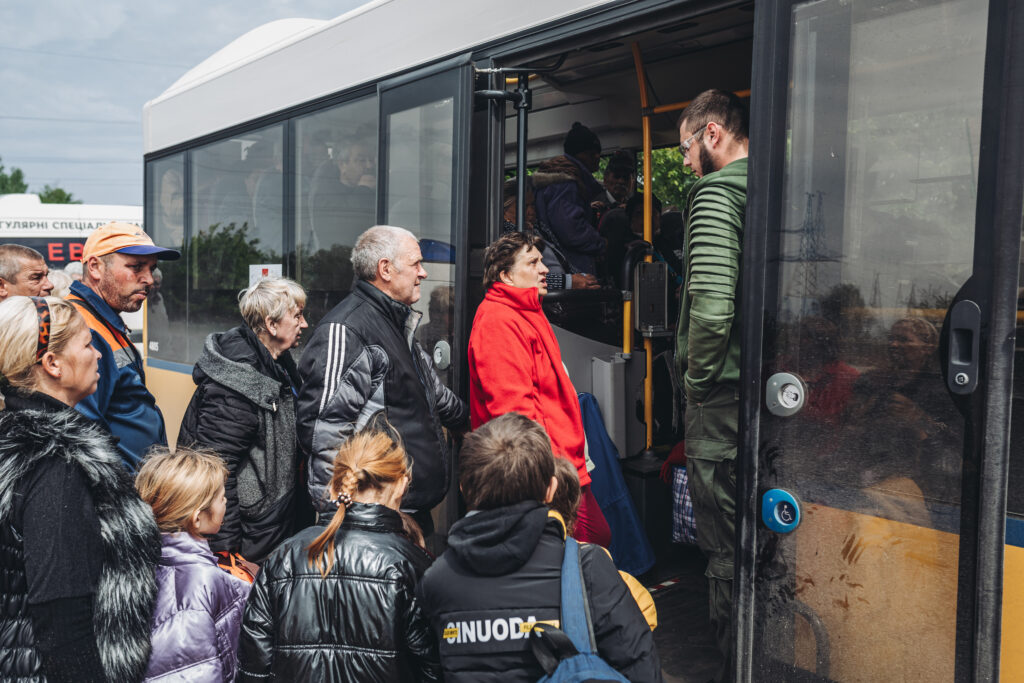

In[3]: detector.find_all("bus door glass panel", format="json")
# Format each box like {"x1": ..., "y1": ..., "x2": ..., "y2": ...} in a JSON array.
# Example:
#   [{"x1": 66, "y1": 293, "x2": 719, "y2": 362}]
[
  {"x1": 378, "y1": 62, "x2": 471, "y2": 550},
  {"x1": 145, "y1": 153, "x2": 185, "y2": 363},
  {"x1": 753, "y1": 0, "x2": 987, "y2": 679},
  {"x1": 380, "y1": 66, "x2": 469, "y2": 392},
  {"x1": 189, "y1": 125, "x2": 284, "y2": 363},
  {"x1": 294, "y1": 96, "x2": 378, "y2": 329}
]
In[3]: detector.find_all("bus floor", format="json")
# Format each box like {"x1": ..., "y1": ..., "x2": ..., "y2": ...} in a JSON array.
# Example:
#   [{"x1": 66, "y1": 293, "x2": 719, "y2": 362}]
[{"x1": 646, "y1": 542, "x2": 724, "y2": 682}]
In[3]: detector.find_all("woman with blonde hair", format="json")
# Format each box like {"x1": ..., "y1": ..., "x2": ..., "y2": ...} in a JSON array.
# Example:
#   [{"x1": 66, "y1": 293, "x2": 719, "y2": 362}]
[
  {"x1": 136, "y1": 447, "x2": 252, "y2": 682},
  {"x1": 0, "y1": 295, "x2": 161, "y2": 682},
  {"x1": 238, "y1": 426, "x2": 440, "y2": 683},
  {"x1": 178, "y1": 276, "x2": 310, "y2": 563}
]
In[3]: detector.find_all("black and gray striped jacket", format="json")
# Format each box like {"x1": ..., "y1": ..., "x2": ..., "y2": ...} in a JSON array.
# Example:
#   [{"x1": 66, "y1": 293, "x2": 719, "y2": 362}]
[{"x1": 296, "y1": 280, "x2": 468, "y2": 513}]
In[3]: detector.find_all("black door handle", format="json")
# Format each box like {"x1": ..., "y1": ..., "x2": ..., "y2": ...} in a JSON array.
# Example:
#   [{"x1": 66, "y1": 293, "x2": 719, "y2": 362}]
[{"x1": 946, "y1": 299, "x2": 980, "y2": 395}]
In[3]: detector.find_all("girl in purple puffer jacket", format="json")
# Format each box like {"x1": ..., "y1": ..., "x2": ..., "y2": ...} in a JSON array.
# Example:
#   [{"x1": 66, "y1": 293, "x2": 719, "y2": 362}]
[{"x1": 136, "y1": 447, "x2": 252, "y2": 682}]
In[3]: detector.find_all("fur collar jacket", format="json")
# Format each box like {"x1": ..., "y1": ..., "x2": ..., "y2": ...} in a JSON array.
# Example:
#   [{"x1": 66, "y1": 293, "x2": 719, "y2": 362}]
[{"x1": 0, "y1": 388, "x2": 162, "y2": 682}]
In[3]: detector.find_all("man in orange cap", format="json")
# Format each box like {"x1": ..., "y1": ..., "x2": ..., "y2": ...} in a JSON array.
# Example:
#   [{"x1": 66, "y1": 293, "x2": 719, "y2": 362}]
[{"x1": 68, "y1": 221, "x2": 180, "y2": 470}]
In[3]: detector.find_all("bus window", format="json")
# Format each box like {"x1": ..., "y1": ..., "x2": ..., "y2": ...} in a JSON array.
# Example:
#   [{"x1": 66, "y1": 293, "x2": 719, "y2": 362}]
[
  {"x1": 145, "y1": 154, "x2": 186, "y2": 363},
  {"x1": 384, "y1": 90, "x2": 457, "y2": 389},
  {"x1": 189, "y1": 125, "x2": 284, "y2": 362},
  {"x1": 294, "y1": 96, "x2": 378, "y2": 328}
]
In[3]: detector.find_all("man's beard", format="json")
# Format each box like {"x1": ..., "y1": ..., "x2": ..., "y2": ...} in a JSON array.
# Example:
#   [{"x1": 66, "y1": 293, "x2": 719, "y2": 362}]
[
  {"x1": 700, "y1": 144, "x2": 717, "y2": 176},
  {"x1": 99, "y1": 279, "x2": 147, "y2": 313}
]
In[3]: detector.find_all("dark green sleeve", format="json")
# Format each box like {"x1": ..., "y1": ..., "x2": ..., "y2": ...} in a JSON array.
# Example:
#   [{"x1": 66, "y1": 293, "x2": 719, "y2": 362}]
[{"x1": 683, "y1": 184, "x2": 743, "y2": 402}]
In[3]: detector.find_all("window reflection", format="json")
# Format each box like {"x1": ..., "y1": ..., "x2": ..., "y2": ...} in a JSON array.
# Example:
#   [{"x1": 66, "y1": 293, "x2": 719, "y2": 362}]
[
  {"x1": 386, "y1": 98, "x2": 454, "y2": 242},
  {"x1": 189, "y1": 126, "x2": 284, "y2": 362},
  {"x1": 295, "y1": 97, "x2": 377, "y2": 328},
  {"x1": 776, "y1": 0, "x2": 984, "y2": 519},
  {"x1": 417, "y1": 285, "x2": 454, "y2": 386},
  {"x1": 385, "y1": 96, "x2": 456, "y2": 389},
  {"x1": 758, "y1": 0, "x2": 989, "y2": 679},
  {"x1": 145, "y1": 155, "x2": 186, "y2": 363}
]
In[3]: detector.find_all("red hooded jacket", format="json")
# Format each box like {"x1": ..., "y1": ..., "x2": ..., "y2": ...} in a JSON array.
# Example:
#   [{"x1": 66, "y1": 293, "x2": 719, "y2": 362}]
[{"x1": 468, "y1": 282, "x2": 590, "y2": 486}]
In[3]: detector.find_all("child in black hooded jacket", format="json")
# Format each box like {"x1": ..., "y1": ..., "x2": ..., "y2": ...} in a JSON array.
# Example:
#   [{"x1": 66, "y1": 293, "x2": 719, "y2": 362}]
[{"x1": 417, "y1": 412, "x2": 662, "y2": 682}]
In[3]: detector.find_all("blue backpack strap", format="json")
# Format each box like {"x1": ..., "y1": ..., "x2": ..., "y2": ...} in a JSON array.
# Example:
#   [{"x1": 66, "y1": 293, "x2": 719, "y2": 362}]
[{"x1": 559, "y1": 538, "x2": 597, "y2": 655}]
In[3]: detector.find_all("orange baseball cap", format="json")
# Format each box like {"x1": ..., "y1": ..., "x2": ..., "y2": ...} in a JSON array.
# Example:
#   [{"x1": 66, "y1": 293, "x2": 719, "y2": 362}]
[{"x1": 81, "y1": 222, "x2": 181, "y2": 262}]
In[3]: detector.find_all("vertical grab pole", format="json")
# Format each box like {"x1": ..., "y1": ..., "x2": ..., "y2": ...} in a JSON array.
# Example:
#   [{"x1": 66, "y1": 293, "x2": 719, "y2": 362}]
[
  {"x1": 632, "y1": 42, "x2": 655, "y2": 451},
  {"x1": 515, "y1": 74, "x2": 530, "y2": 231},
  {"x1": 622, "y1": 296, "x2": 633, "y2": 355}
]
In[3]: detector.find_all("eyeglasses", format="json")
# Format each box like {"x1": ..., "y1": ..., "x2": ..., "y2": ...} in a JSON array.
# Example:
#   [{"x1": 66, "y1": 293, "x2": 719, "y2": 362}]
[{"x1": 678, "y1": 128, "x2": 705, "y2": 158}]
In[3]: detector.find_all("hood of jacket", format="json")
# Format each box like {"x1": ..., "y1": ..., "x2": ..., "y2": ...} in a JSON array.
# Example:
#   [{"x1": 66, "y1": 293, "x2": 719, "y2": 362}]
[
  {"x1": 0, "y1": 388, "x2": 161, "y2": 683},
  {"x1": 193, "y1": 325, "x2": 296, "y2": 411},
  {"x1": 536, "y1": 156, "x2": 598, "y2": 202},
  {"x1": 446, "y1": 500, "x2": 549, "y2": 576},
  {"x1": 158, "y1": 531, "x2": 219, "y2": 568},
  {"x1": 530, "y1": 169, "x2": 575, "y2": 192}
]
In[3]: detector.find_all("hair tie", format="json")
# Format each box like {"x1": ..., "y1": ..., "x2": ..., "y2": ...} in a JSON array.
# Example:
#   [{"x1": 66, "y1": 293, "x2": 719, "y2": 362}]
[
  {"x1": 30, "y1": 297, "x2": 51, "y2": 363},
  {"x1": 335, "y1": 491, "x2": 353, "y2": 508}
]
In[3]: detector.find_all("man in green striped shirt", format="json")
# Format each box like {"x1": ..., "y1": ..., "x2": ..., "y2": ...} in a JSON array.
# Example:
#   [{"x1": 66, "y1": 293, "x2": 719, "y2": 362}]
[{"x1": 675, "y1": 89, "x2": 749, "y2": 683}]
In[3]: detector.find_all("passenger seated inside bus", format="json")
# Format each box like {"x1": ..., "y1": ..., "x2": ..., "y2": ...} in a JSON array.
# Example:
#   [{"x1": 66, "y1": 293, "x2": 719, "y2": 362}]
[
  {"x1": 533, "y1": 122, "x2": 607, "y2": 275},
  {"x1": 592, "y1": 151, "x2": 635, "y2": 227},
  {"x1": 244, "y1": 140, "x2": 285, "y2": 256},
  {"x1": 308, "y1": 136, "x2": 376, "y2": 248},
  {"x1": 600, "y1": 191, "x2": 668, "y2": 290}
]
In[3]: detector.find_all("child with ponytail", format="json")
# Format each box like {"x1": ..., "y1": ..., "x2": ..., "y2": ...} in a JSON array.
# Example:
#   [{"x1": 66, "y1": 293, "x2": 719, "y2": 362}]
[{"x1": 237, "y1": 427, "x2": 440, "y2": 683}]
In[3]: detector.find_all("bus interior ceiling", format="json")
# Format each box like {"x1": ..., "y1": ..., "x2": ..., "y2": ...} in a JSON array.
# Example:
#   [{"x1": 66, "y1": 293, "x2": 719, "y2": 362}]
[{"x1": 499, "y1": 3, "x2": 755, "y2": 165}]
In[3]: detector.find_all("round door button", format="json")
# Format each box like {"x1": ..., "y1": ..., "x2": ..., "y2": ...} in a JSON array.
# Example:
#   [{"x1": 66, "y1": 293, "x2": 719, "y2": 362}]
[
  {"x1": 433, "y1": 340, "x2": 451, "y2": 370},
  {"x1": 762, "y1": 489, "x2": 801, "y2": 533},
  {"x1": 766, "y1": 373, "x2": 806, "y2": 417}
]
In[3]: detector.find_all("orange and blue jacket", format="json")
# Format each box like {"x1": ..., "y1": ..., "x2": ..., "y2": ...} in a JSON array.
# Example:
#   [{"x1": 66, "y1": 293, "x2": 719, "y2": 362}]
[{"x1": 68, "y1": 280, "x2": 166, "y2": 470}]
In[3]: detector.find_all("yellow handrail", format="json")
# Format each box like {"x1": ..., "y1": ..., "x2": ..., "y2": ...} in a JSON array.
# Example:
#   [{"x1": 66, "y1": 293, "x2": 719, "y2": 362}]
[
  {"x1": 649, "y1": 89, "x2": 751, "y2": 115},
  {"x1": 632, "y1": 42, "x2": 655, "y2": 451}
]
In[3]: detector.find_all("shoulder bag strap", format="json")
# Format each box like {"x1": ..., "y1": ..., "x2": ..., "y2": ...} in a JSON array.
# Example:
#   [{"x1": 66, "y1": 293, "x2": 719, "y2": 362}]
[{"x1": 559, "y1": 537, "x2": 598, "y2": 654}]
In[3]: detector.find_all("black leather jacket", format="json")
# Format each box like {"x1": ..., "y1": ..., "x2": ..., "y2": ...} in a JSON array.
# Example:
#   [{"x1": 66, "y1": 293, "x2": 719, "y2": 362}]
[
  {"x1": 296, "y1": 280, "x2": 468, "y2": 513},
  {"x1": 238, "y1": 502, "x2": 441, "y2": 682}
]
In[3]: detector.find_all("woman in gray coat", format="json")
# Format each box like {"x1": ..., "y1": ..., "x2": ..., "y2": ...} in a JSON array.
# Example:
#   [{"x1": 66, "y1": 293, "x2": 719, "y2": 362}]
[{"x1": 178, "y1": 277, "x2": 309, "y2": 563}]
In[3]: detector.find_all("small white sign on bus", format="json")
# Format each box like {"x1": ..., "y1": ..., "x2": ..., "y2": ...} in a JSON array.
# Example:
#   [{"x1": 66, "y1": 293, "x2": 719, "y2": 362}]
[{"x1": 249, "y1": 263, "x2": 283, "y2": 287}]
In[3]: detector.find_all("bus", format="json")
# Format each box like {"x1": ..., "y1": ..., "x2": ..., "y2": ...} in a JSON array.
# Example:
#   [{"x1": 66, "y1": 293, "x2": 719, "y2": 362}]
[
  {"x1": 142, "y1": 0, "x2": 1024, "y2": 679},
  {"x1": 0, "y1": 193, "x2": 142, "y2": 269},
  {"x1": 0, "y1": 192, "x2": 145, "y2": 331}
]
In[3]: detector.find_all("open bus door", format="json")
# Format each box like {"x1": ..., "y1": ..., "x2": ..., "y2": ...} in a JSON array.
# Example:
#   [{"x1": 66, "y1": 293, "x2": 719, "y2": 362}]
[
  {"x1": 377, "y1": 56, "x2": 474, "y2": 545},
  {"x1": 738, "y1": 0, "x2": 1024, "y2": 680}
]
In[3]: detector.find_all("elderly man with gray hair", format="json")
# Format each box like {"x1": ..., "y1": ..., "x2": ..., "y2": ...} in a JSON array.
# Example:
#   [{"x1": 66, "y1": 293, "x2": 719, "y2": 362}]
[
  {"x1": 296, "y1": 225, "x2": 468, "y2": 537},
  {"x1": 0, "y1": 244, "x2": 53, "y2": 300}
]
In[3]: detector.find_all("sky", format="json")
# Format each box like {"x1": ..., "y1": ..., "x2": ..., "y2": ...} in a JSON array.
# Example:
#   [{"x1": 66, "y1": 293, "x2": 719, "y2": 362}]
[{"x1": 0, "y1": 0, "x2": 366, "y2": 207}]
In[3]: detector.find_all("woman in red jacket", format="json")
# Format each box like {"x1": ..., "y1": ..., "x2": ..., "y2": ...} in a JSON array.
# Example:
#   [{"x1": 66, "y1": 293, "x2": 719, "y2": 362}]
[{"x1": 468, "y1": 231, "x2": 611, "y2": 547}]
